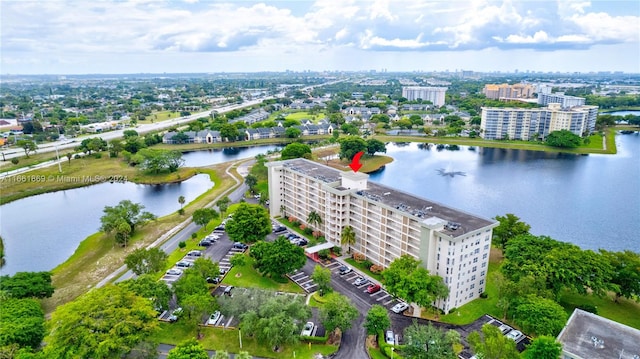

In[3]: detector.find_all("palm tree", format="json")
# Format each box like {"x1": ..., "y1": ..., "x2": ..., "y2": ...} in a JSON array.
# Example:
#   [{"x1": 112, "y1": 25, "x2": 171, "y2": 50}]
[
  {"x1": 178, "y1": 195, "x2": 185, "y2": 209},
  {"x1": 340, "y1": 226, "x2": 356, "y2": 254},
  {"x1": 307, "y1": 210, "x2": 322, "y2": 229}
]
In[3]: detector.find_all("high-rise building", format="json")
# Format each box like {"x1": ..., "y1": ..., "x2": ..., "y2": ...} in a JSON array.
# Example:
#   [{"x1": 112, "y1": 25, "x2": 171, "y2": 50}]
[
  {"x1": 480, "y1": 103, "x2": 598, "y2": 140},
  {"x1": 402, "y1": 86, "x2": 447, "y2": 106},
  {"x1": 537, "y1": 92, "x2": 586, "y2": 108},
  {"x1": 482, "y1": 83, "x2": 535, "y2": 100},
  {"x1": 266, "y1": 159, "x2": 497, "y2": 312}
]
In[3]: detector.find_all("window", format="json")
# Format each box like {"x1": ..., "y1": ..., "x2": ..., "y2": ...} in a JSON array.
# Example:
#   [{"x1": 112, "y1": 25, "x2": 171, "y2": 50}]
[
  {"x1": 474, "y1": 248, "x2": 480, "y2": 254},
  {"x1": 472, "y1": 266, "x2": 477, "y2": 272},
  {"x1": 480, "y1": 279, "x2": 484, "y2": 285},
  {"x1": 473, "y1": 258, "x2": 478, "y2": 263},
  {"x1": 481, "y1": 271, "x2": 485, "y2": 276},
  {"x1": 484, "y1": 244, "x2": 490, "y2": 250},
  {"x1": 471, "y1": 275, "x2": 476, "y2": 281},
  {"x1": 482, "y1": 253, "x2": 488, "y2": 259},
  {"x1": 470, "y1": 284, "x2": 475, "y2": 289}
]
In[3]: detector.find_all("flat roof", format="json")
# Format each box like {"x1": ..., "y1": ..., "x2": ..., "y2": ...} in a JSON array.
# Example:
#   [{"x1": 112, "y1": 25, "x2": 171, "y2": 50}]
[
  {"x1": 277, "y1": 159, "x2": 495, "y2": 236},
  {"x1": 557, "y1": 309, "x2": 640, "y2": 359},
  {"x1": 305, "y1": 242, "x2": 334, "y2": 254}
]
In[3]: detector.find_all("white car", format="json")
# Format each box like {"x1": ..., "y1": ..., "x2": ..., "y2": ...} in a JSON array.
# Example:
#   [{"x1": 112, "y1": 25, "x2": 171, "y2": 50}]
[
  {"x1": 391, "y1": 302, "x2": 409, "y2": 314},
  {"x1": 506, "y1": 330, "x2": 524, "y2": 341},
  {"x1": 166, "y1": 268, "x2": 183, "y2": 276},
  {"x1": 385, "y1": 330, "x2": 395, "y2": 345},
  {"x1": 208, "y1": 311, "x2": 221, "y2": 325},
  {"x1": 301, "y1": 322, "x2": 314, "y2": 336}
]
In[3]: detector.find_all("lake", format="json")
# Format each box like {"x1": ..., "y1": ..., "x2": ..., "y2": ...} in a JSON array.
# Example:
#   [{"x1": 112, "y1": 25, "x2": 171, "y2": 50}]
[{"x1": 368, "y1": 133, "x2": 640, "y2": 253}]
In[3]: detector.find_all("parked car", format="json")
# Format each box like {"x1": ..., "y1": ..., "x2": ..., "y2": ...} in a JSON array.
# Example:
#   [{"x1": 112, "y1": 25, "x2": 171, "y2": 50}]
[
  {"x1": 223, "y1": 286, "x2": 233, "y2": 296},
  {"x1": 187, "y1": 250, "x2": 202, "y2": 257},
  {"x1": 166, "y1": 268, "x2": 183, "y2": 276},
  {"x1": 353, "y1": 277, "x2": 368, "y2": 286},
  {"x1": 301, "y1": 322, "x2": 314, "y2": 336},
  {"x1": 215, "y1": 225, "x2": 225, "y2": 231},
  {"x1": 199, "y1": 239, "x2": 213, "y2": 247},
  {"x1": 506, "y1": 330, "x2": 524, "y2": 341},
  {"x1": 168, "y1": 307, "x2": 183, "y2": 322},
  {"x1": 233, "y1": 242, "x2": 248, "y2": 250},
  {"x1": 219, "y1": 268, "x2": 227, "y2": 275},
  {"x1": 208, "y1": 311, "x2": 221, "y2": 325},
  {"x1": 339, "y1": 266, "x2": 352, "y2": 275},
  {"x1": 385, "y1": 330, "x2": 395, "y2": 345},
  {"x1": 296, "y1": 238, "x2": 308, "y2": 246},
  {"x1": 273, "y1": 226, "x2": 287, "y2": 233},
  {"x1": 176, "y1": 260, "x2": 193, "y2": 268},
  {"x1": 206, "y1": 276, "x2": 221, "y2": 284},
  {"x1": 367, "y1": 283, "x2": 381, "y2": 293},
  {"x1": 391, "y1": 302, "x2": 409, "y2": 314}
]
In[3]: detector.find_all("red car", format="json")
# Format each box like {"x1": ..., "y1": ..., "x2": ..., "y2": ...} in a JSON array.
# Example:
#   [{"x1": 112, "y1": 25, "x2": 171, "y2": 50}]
[{"x1": 367, "y1": 283, "x2": 381, "y2": 293}]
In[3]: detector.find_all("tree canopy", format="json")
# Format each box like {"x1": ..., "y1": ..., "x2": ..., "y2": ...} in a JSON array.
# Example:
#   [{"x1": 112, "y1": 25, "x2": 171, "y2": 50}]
[
  {"x1": 468, "y1": 324, "x2": 520, "y2": 359},
  {"x1": 99, "y1": 200, "x2": 156, "y2": 246},
  {"x1": 311, "y1": 265, "x2": 332, "y2": 296},
  {"x1": 365, "y1": 138, "x2": 387, "y2": 156},
  {"x1": 0, "y1": 298, "x2": 45, "y2": 350},
  {"x1": 599, "y1": 249, "x2": 640, "y2": 301},
  {"x1": 117, "y1": 274, "x2": 172, "y2": 312},
  {"x1": 338, "y1": 136, "x2": 367, "y2": 160},
  {"x1": 124, "y1": 248, "x2": 168, "y2": 275},
  {"x1": 512, "y1": 295, "x2": 567, "y2": 336},
  {"x1": 492, "y1": 213, "x2": 531, "y2": 250},
  {"x1": 250, "y1": 237, "x2": 306, "y2": 279},
  {"x1": 381, "y1": 255, "x2": 449, "y2": 308},
  {"x1": 319, "y1": 292, "x2": 359, "y2": 333},
  {"x1": 545, "y1": 130, "x2": 582, "y2": 148},
  {"x1": 44, "y1": 285, "x2": 158, "y2": 358},
  {"x1": 166, "y1": 338, "x2": 209, "y2": 359},
  {"x1": 403, "y1": 321, "x2": 459, "y2": 359},
  {"x1": 137, "y1": 148, "x2": 184, "y2": 173},
  {"x1": 0, "y1": 271, "x2": 54, "y2": 299},
  {"x1": 364, "y1": 305, "x2": 390, "y2": 336},
  {"x1": 192, "y1": 208, "x2": 219, "y2": 230},
  {"x1": 521, "y1": 336, "x2": 562, "y2": 359},
  {"x1": 281, "y1": 142, "x2": 311, "y2": 160},
  {"x1": 225, "y1": 203, "x2": 271, "y2": 244}
]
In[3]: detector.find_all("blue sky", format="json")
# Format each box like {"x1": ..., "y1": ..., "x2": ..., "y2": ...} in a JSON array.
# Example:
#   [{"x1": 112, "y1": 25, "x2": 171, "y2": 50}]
[{"x1": 1, "y1": 0, "x2": 639, "y2": 74}]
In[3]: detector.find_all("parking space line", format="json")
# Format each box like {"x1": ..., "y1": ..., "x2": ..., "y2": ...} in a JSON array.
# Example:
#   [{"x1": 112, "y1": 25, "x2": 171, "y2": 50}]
[
  {"x1": 299, "y1": 279, "x2": 314, "y2": 286},
  {"x1": 376, "y1": 293, "x2": 390, "y2": 301},
  {"x1": 383, "y1": 299, "x2": 395, "y2": 305}
]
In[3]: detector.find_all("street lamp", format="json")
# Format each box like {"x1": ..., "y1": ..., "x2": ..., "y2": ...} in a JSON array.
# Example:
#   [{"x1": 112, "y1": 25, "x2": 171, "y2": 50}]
[{"x1": 391, "y1": 347, "x2": 394, "y2": 359}]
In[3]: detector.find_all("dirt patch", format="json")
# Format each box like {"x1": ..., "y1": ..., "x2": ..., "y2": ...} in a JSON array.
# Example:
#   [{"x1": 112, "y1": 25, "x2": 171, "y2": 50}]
[
  {"x1": 327, "y1": 328, "x2": 342, "y2": 346},
  {"x1": 366, "y1": 334, "x2": 379, "y2": 349}
]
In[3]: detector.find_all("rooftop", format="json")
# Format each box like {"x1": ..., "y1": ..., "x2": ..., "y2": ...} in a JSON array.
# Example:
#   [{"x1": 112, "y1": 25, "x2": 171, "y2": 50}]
[
  {"x1": 278, "y1": 158, "x2": 495, "y2": 236},
  {"x1": 557, "y1": 309, "x2": 640, "y2": 359}
]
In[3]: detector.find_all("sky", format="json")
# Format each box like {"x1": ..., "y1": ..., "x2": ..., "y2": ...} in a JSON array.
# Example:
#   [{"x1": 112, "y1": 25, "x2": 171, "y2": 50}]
[{"x1": 1, "y1": 0, "x2": 639, "y2": 75}]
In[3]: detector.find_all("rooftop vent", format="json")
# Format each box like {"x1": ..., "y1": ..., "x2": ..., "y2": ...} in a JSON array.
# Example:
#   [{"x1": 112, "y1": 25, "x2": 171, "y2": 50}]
[{"x1": 591, "y1": 336, "x2": 604, "y2": 349}]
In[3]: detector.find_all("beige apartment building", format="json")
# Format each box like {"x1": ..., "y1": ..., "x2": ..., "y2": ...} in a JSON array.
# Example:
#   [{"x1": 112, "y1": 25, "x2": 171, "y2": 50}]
[
  {"x1": 482, "y1": 83, "x2": 535, "y2": 100},
  {"x1": 266, "y1": 158, "x2": 498, "y2": 312}
]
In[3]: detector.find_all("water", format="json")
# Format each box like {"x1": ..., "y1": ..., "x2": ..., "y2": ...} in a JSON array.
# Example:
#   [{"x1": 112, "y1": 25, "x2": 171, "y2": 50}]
[
  {"x1": 605, "y1": 110, "x2": 640, "y2": 116},
  {"x1": 0, "y1": 174, "x2": 214, "y2": 275},
  {"x1": 368, "y1": 134, "x2": 640, "y2": 253}
]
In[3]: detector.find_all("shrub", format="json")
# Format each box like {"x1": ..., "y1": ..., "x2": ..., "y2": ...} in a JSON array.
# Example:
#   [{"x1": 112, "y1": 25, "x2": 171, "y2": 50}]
[
  {"x1": 370, "y1": 264, "x2": 384, "y2": 274},
  {"x1": 299, "y1": 224, "x2": 306, "y2": 230},
  {"x1": 93, "y1": 153, "x2": 102, "y2": 159},
  {"x1": 292, "y1": 220, "x2": 301, "y2": 227},
  {"x1": 304, "y1": 227, "x2": 313, "y2": 235},
  {"x1": 353, "y1": 253, "x2": 365, "y2": 262},
  {"x1": 300, "y1": 334, "x2": 329, "y2": 344},
  {"x1": 317, "y1": 236, "x2": 326, "y2": 243},
  {"x1": 288, "y1": 216, "x2": 296, "y2": 223},
  {"x1": 449, "y1": 307, "x2": 457, "y2": 313},
  {"x1": 191, "y1": 233, "x2": 197, "y2": 239},
  {"x1": 577, "y1": 304, "x2": 598, "y2": 314},
  {"x1": 362, "y1": 259, "x2": 373, "y2": 269},
  {"x1": 318, "y1": 249, "x2": 331, "y2": 260},
  {"x1": 332, "y1": 246, "x2": 342, "y2": 256},
  {"x1": 179, "y1": 241, "x2": 187, "y2": 249},
  {"x1": 11, "y1": 158, "x2": 19, "y2": 165},
  {"x1": 312, "y1": 230, "x2": 322, "y2": 238},
  {"x1": 177, "y1": 208, "x2": 185, "y2": 215},
  {"x1": 479, "y1": 292, "x2": 488, "y2": 299}
]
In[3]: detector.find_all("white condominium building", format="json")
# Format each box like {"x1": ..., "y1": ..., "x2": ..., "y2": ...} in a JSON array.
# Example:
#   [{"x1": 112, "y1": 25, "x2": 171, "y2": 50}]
[
  {"x1": 537, "y1": 92, "x2": 586, "y2": 108},
  {"x1": 480, "y1": 103, "x2": 598, "y2": 141},
  {"x1": 266, "y1": 159, "x2": 497, "y2": 312},
  {"x1": 402, "y1": 86, "x2": 447, "y2": 107},
  {"x1": 482, "y1": 83, "x2": 535, "y2": 100}
]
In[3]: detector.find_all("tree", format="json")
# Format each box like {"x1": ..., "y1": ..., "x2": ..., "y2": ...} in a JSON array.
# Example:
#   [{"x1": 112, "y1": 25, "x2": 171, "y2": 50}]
[
  {"x1": 230, "y1": 253, "x2": 247, "y2": 267},
  {"x1": 190, "y1": 257, "x2": 220, "y2": 281},
  {"x1": 364, "y1": 305, "x2": 390, "y2": 336},
  {"x1": 306, "y1": 210, "x2": 322, "y2": 229},
  {"x1": 44, "y1": 285, "x2": 158, "y2": 358},
  {"x1": 192, "y1": 208, "x2": 219, "y2": 230},
  {"x1": 311, "y1": 265, "x2": 332, "y2": 296},
  {"x1": 492, "y1": 213, "x2": 531, "y2": 251},
  {"x1": 0, "y1": 298, "x2": 45, "y2": 350},
  {"x1": 512, "y1": 295, "x2": 567, "y2": 336},
  {"x1": 166, "y1": 338, "x2": 208, "y2": 359},
  {"x1": 118, "y1": 274, "x2": 172, "y2": 312},
  {"x1": 173, "y1": 269, "x2": 209, "y2": 301},
  {"x1": 99, "y1": 200, "x2": 156, "y2": 246},
  {"x1": 599, "y1": 249, "x2": 640, "y2": 302},
  {"x1": 138, "y1": 149, "x2": 185, "y2": 173},
  {"x1": 467, "y1": 324, "x2": 520, "y2": 359},
  {"x1": 366, "y1": 138, "x2": 387, "y2": 156},
  {"x1": 382, "y1": 255, "x2": 449, "y2": 309},
  {"x1": 215, "y1": 196, "x2": 231, "y2": 216},
  {"x1": 0, "y1": 272, "x2": 54, "y2": 299},
  {"x1": 181, "y1": 292, "x2": 216, "y2": 336},
  {"x1": 78, "y1": 137, "x2": 107, "y2": 155},
  {"x1": 281, "y1": 142, "x2": 311, "y2": 160},
  {"x1": 244, "y1": 174, "x2": 258, "y2": 191},
  {"x1": 108, "y1": 139, "x2": 123, "y2": 157},
  {"x1": 171, "y1": 132, "x2": 190, "y2": 144},
  {"x1": 340, "y1": 225, "x2": 356, "y2": 253},
  {"x1": 250, "y1": 237, "x2": 306, "y2": 279},
  {"x1": 403, "y1": 321, "x2": 458, "y2": 359},
  {"x1": 213, "y1": 350, "x2": 230, "y2": 359},
  {"x1": 235, "y1": 352, "x2": 252, "y2": 359},
  {"x1": 65, "y1": 152, "x2": 72, "y2": 164},
  {"x1": 16, "y1": 139, "x2": 37, "y2": 157},
  {"x1": 284, "y1": 127, "x2": 302, "y2": 138},
  {"x1": 225, "y1": 203, "x2": 271, "y2": 244},
  {"x1": 178, "y1": 195, "x2": 185, "y2": 209},
  {"x1": 409, "y1": 114, "x2": 424, "y2": 127},
  {"x1": 522, "y1": 336, "x2": 562, "y2": 359},
  {"x1": 220, "y1": 123, "x2": 239, "y2": 141},
  {"x1": 545, "y1": 130, "x2": 582, "y2": 148},
  {"x1": 319, "y1": 292, "x2": 359, "y2": 333},
  {"x1": 123, "y1": 129, "x2": 139, "y2": 138},
  {"x1": 124, "y1": 247, "x2": 168, "y2": 275},
  {"x1": 338, "y1": 136, "x2": 367, "y2": 160}
]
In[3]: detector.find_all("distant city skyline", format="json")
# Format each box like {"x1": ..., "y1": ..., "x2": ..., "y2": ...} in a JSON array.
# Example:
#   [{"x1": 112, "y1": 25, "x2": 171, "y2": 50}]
[{"x1": 2, "y1": 0, "x2": 639, "y2": 75}]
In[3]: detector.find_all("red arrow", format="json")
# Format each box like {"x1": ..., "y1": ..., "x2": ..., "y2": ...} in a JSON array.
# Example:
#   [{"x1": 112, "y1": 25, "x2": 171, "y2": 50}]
[{"x1": 349, "y1": 151, "x2": 364, "y2": 172}]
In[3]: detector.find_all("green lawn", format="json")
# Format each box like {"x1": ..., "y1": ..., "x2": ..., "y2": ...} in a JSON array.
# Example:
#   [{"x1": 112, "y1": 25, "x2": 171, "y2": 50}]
[
  {"x1": 221, "y1": 254, "x2": 304, "y2": 294},
  {"x1": 277, "y1": 218, "x2": 324, "y2": 244},
  {"x1": 308, "y1": 292, "x2": 328, "y2": 308},
  {"x1": 150, "y1": 322, "x2": 338, "y2": 359},
  {"x1": 344, "y1": 258, "x2": 384, "y2": 282},
  {"x1": 559, "y1": 291, "x2": 640, "y2": 329}
]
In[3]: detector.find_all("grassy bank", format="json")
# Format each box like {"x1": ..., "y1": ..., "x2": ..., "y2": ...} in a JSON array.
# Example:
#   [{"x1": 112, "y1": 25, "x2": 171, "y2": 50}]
[
  {"x1": 40, "y1": 165, "x2": 236, "y2": 314},
  {"x1": 315, "y1": 150, "x2": 394, "y2": 174},
  {"x1": 1, "y1": 155, "x2": 200, "y2": 205},
  {"x1": 374, "y1": 128, "x2": 618, "y2": 155},
  {"x1": 149, "y1": 322, "x2": 338, "y2": 359},
  {"x1": 221, "y1": 254, "x2": 304, "y2": 293}
]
